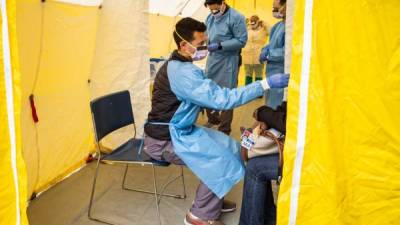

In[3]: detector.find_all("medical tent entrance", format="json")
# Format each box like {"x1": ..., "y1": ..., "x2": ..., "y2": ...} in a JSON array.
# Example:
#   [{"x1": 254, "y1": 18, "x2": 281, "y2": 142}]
[{"x1": 1, "y1": 0, "x2": 399, "y2": 225}]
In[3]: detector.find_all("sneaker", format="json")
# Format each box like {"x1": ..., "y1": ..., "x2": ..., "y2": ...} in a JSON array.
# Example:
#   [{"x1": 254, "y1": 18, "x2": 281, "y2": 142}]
[
  {"x1": 184, "y1": 212, "x2": 225, "y2": 225},
  {"x1": 221, "y1": 200, "x2": 237, "y2": 213}
]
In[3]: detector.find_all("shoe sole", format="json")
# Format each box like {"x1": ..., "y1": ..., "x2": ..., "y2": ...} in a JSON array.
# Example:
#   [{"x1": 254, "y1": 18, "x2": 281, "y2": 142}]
[
  {"x1": 184, "y1": 217, "x2": 192, "y2": 225},
  {"x1": 221, "y1": 207, "x2": 237, "y2": 213}
]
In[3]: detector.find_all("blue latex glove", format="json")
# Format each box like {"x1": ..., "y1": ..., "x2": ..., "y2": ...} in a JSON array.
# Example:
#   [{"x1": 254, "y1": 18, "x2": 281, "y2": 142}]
[
  {"x1": 259, "y1": 46, "x2": 270, "y2": 63},
  {"x1": 208, "y1": 43, "x2": 220, "y2": 52},
  {"x1": 267, "y1": 73, "x2": 290, "y2": 88}
]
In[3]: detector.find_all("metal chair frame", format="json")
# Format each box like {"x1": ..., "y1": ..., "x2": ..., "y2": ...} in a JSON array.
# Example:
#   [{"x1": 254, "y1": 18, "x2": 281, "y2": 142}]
[{"x1": 87, "y1": 91, "x2": 186, "y2": 225}]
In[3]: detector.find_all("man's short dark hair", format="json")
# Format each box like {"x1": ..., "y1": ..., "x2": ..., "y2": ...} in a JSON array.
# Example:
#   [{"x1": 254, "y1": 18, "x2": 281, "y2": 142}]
[
  {"x1": 173, "y1": 17, "x2": 207, "y2": 49},
  {"x1": 280, "y1": 0, "x2": 286, "y2": 5},
  {"x1": 204, "y1": 0, "x2": 223, "y2": 7}
]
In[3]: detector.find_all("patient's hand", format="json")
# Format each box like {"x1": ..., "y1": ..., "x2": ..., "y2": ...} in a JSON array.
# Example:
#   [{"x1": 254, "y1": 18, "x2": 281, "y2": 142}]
[
  {"x1": 240, "y1": 126, "x2": 253, "y2": 134},
  {"x1": 259, "y1": 122, "x2": 268, "y2": 131},
  {"x1": 252, "y1": 121, "x2": 268, "y2": 130}
]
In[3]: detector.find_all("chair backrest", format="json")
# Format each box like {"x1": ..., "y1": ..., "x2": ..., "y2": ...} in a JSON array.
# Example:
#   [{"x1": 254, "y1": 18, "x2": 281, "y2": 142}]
[{"x1": 90, "y1": 90, "x2": 134, "y2": 141}]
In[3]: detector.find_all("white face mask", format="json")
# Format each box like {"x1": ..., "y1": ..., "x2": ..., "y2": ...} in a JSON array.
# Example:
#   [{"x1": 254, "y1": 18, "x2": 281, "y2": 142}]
[
  {"x1": 211, "y1": 4, "x2": 226, "y2": 18},
  {"x1": 192, "y1": 48, "x2": 209, "y2": 61},
  {"x1": 273, "y1": 11, "x2": 283, "y2": 19},
  {"x1": 175, "y1": 30, "x2": 208, "y2": 61},
  {"x1": 211, "y1": 9, "x2": 220, "y2": 14},
  {"x1": 188, "y1": 45, "x2": 208, "y2": 61}
]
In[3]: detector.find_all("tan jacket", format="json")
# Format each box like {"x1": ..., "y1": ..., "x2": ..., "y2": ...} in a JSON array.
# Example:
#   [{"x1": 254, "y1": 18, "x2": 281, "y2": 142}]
[
  {"x1": 247, "y1": 125, "x2": 280, "y2": 158},
  {"x1": 242, "y1": 23, "x2": 269, "y2": 65}
]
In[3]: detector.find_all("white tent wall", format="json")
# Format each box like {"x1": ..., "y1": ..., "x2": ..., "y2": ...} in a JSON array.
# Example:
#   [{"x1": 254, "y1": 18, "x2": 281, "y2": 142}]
[
  {"x1": 89, "y1": 0, "x2": 150, "y2": 151},
  {"x1": 149, "y1": 0, "x2": 209, "y2": 58},
  {"x1": 149, "y1": 0, "x2": 208, "y2": 18},
  {"x1": 285, "y1": 0, "x2": 294, "y2": 73}
]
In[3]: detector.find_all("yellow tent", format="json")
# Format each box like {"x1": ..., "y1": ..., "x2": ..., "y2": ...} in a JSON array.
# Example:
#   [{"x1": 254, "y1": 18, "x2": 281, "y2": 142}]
[
  {"x1": 1, "y1": 1, "x2": 28, "y2": 224},
  {"x1": 1, "y1": 0, "x2": 400, "y2": 224},
  {"x1": 279, "y1": 0, "x2": 400, "y2": 224},
  {"x1": 2, "y1": 0, "x2": 149, "y2": 224}
]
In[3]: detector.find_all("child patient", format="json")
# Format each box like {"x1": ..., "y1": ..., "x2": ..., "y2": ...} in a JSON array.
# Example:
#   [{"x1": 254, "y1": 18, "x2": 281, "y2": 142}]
[
  {"x1": 240, "y1": 102, "x2": 287, "y2": 165},
  {"x1": 239, "y1": 101, "x2": 287, "y2": 225}
]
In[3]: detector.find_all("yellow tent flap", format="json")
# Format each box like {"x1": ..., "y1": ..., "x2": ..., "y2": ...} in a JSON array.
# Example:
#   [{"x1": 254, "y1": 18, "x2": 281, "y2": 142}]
[{"x1": 278, "y1": 0, "x2": 400, "y2": 225}]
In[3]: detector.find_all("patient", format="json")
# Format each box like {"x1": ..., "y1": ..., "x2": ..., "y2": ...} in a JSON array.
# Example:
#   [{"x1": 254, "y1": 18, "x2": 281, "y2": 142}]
[{"x1": 239, "y1": 102, "x2": 287, "y2": 225}]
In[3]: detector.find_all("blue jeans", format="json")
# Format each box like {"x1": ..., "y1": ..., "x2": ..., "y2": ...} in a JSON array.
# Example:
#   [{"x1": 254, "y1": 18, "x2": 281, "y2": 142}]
[{"x1": 239, "y1": 154, "x2": 279, "y2": 225}]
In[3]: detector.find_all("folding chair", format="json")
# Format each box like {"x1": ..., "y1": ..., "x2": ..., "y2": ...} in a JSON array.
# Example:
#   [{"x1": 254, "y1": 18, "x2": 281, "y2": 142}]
[{"x1": 88, "y1": 90, "x2": 186, "y2": 225}]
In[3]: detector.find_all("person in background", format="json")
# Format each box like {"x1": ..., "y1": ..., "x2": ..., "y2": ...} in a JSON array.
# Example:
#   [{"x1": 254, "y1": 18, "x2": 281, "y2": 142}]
[
  {"x1": 259, "y1": 0, "x2": 287, "y2": 109},
  {"x1": 204, "y1": 0, "x2": 248, "y2": 135},
  {"x1": 239, "y1": 99, "x2": 287, "y2": 225},
  {"x1": 242, "y1": 15, "x2": 269, "y2": 85}
]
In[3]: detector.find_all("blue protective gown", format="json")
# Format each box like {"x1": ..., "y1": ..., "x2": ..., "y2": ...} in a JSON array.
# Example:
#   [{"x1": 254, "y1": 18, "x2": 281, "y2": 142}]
[
  {"x1": 167, "y1": 60, "x2": 264, "y2": 198},
  {"x1": 261, "y1": 21, "x2": 285, "y2": 109},
  {"x1": 205, "y1": 7, "x2": 248, "y2": 89}
]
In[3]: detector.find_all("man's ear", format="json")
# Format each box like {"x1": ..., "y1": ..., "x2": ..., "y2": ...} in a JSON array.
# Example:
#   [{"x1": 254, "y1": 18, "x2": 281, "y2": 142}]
[{"x1": 179, "y1": 41, "x2": 186, "y2": 49}]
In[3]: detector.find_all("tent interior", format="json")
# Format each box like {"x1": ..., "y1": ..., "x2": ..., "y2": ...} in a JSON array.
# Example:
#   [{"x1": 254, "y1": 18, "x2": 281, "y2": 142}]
[
  {"x1": 1, "y1": 0, "x2": 399, "y2": 225},
  {"x1": 15, "y1": 0, "x2": 282, "y2": 224}
]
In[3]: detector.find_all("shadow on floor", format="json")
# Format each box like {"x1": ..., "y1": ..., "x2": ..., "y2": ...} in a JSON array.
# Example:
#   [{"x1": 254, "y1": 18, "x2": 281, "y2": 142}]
[{"x1": 28, "y1": 98, "x2": 278, "y2": 225}]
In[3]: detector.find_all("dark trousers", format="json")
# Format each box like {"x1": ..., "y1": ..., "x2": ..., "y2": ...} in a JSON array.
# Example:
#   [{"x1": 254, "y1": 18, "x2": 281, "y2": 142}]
[
  {"x1": 206, "y1": 109, "x2": 234, "y2": 135},
  {"x1": 144, "y1": 135, "x2": 223, "y2": 220},
  {"x1": 239, "y1": 154, "x2": 279, "y2": 225}
]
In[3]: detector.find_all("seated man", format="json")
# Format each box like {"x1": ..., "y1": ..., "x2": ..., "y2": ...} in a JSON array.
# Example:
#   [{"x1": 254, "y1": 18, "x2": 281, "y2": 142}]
[
  {"x1": 144, "y1": 17, "x2": 289, "y2": 225},
  {"x1": 239, "y1": 102, "x2": 287, "y2": 225}
]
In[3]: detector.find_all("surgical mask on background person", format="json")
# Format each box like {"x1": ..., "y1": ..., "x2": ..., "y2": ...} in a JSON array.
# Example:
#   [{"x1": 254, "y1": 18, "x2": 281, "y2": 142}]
[
  {"x1": 272, "y1": 10, "x2": 283, "y2": 19},
  {"x1": 272, "y1": 4, "x2": 285, "y2": 19},
  {"x1": 211, "y1": 3, "x2": 226, "y2": 18},
  {"x1": 175, "y1": 30, "x2": 208, "y2": 61},
  {"x1": 211, "y1": 8, "x2": 220, "y2": 14}
]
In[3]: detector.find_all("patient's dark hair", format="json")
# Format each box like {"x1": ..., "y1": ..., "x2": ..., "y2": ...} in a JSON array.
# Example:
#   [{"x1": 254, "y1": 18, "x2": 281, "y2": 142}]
[{"x1": 173, "y1": 17, "x2": 207, "y2": 49}]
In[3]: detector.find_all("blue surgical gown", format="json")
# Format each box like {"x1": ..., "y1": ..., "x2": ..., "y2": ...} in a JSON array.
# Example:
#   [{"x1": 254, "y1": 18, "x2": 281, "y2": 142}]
[
  {"x1": 167, "y1": 60, "x2": 264, "y2": 198},
  {"x1": 261, "y1": 21, "x2": 285, "y2": 109},
  {"x1": 205, "y1": 7, "x2": 247, "y2": 89}
]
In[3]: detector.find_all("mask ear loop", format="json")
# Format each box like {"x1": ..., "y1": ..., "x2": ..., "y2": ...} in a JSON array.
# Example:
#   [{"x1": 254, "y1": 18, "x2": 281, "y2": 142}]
[
  {"x1": 174, "y1": 29, "x2": 196, "y2": 49},
  {"x1": 175, "y1": 29, "x2": 208, "y2": 52},
  {"x1": 174, "y1": 29, "x2": 198, "y2": 60}
]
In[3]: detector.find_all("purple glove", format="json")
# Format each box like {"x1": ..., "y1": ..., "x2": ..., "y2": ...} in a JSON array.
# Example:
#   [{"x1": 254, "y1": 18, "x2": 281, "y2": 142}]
[
  {"x1": 208, "y1": 43, "x2": 220, "y2": 52},
  {"x1": 259, "y1": 46, "x2": 270, "y2": 63},
  {"x1": 267, "y1": 73, "x2": 290, "y2": 88}
]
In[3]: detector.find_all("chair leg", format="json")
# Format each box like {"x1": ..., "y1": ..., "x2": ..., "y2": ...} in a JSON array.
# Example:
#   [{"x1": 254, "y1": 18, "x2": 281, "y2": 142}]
[
  {"x1": 88, "y1": 155, "x2": 101, "y2": 219},
  {"x1": 180, "y1": 166, "x2": 187, "y2": 199},
  {"x1": 123, "y1": 165, "x2": 185, "y2": 199},
  {"x1": 87, "y1": 156, "x2": 114, "y2": 225},
  {"x1": 152, "y1": 165, "x2": 162, "y2": 225},
  {"x1": 121, "y1": 164, "x2": 129, "y2": 189}
]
